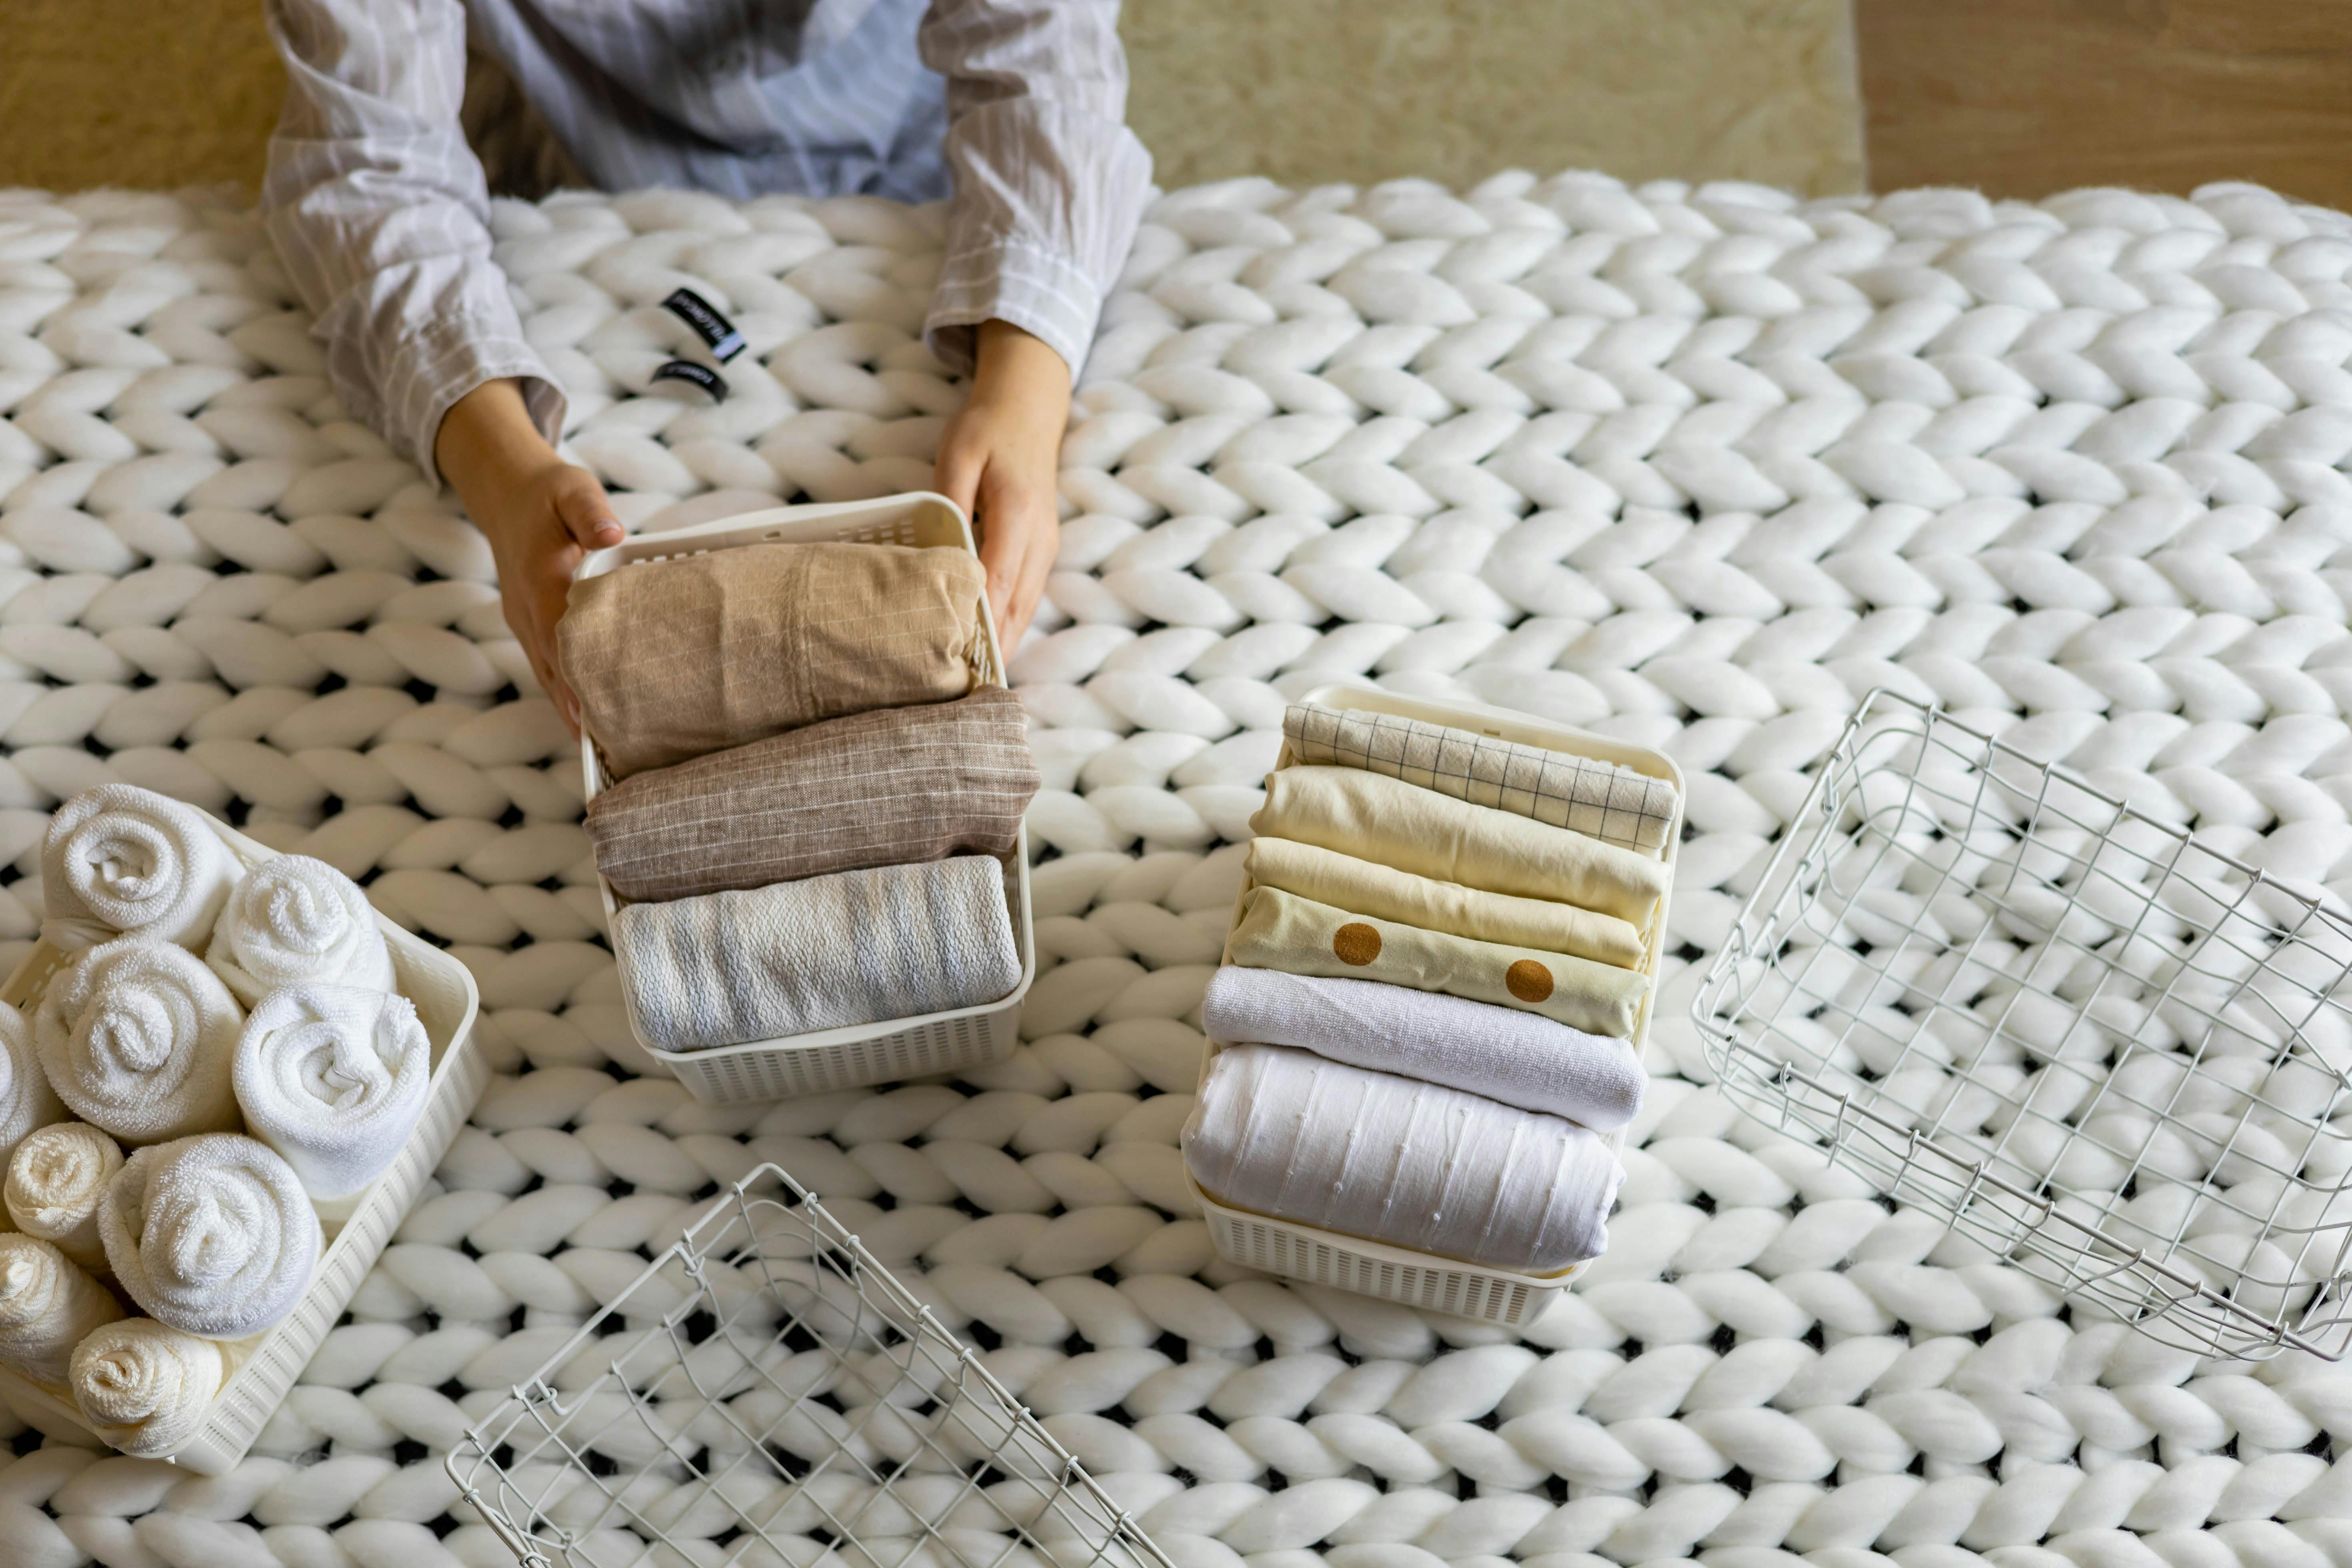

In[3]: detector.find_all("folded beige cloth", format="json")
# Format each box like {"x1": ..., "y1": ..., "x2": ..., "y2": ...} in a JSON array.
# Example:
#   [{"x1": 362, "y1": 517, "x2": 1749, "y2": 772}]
[
  {"x1": 6, "y1": 1123, "x2": 124, "y2": 1274},
  {"x1": 559, "y1": 540, "x2": 984, "y2": 777},
  {"x1": 72, "y1": 1318, "x2": 234, "y2": 1458},
  {"x1": 1254, "y1": 765, "x2": 1668, "y2": 925},
  {"x1": 587, "y1": 688, "x2": 1038, "y2": 901},
  {"x1": 1286, "y1": 703, "x2": 1679, "y2": 856},
  {"x1": 1226, "y1": 886, "x2": 1649, "y2": 1037},
  {"x1": 1246, "y1": 837, "x2": 1645, "y2": 970},
  {"x1": 0, "y1": 1234, "x2": 123, "y2": 1388}
]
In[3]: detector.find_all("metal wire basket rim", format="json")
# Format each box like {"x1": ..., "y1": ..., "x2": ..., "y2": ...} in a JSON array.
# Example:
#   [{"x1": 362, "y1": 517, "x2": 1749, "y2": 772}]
[
  {"x1": 1689, "y1": 689, "x2": 2352, "y2": 1362},
  {"x1": 444, "y1": 1163, "x2": 1177, "y2": 1568}
]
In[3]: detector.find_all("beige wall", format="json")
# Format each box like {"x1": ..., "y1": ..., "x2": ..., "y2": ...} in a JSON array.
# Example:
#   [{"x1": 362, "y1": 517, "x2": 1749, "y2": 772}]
[{"x1": 0, "y1": 0, "x2": 1863, "y2": 199}]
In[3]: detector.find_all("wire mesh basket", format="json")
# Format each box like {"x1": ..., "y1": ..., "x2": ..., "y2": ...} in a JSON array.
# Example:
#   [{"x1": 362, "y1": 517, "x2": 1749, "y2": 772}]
[
  {"x1": 448, "y1": 1165, "x2": 1177, "y2": 1568},
  {"x1": 1692, "y1": 691, "x2": 2352, "y2": 1360}
]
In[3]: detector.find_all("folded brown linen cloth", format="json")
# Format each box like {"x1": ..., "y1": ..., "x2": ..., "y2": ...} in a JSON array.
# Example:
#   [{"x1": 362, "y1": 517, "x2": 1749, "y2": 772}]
[
  {"x1": 586, "y1": 688, "x2": 1040, "y2": 901},
  {"x1": 559, "y1": 540, "x2": 986, "y2": 778}
]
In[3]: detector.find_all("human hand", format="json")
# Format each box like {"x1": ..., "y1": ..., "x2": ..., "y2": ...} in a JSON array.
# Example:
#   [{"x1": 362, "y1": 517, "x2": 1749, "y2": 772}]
[
  {"x1": 434, "y1": 379, "x2": 623, "y2": 736},
  {"x1": 934, "y1": 319, "x2": 1071, "y2": 653}
]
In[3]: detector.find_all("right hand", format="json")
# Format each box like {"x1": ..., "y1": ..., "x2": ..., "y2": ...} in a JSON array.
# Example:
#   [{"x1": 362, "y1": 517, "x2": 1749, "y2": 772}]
[{"x1": 434, "y1": 380, "x2": 623, "y2": 736}]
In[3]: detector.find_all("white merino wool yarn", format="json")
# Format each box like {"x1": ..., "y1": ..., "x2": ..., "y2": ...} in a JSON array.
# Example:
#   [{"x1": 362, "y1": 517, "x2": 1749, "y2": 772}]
[
  {"x1": 40, "y1": 783, "x2": 239, "y2": 952},
  {"x1": 234, "y1": 983, "x2": 431, "y2": 1199},
  {"x1": 5, "y1": 1121, "x2": 124, "y2": 1274},
  {"x1": 33, "y1": 936, "x2": 244, "y2": 1145},
  {"x1": 70, "y1": 1317, "x2": 234, "y2": 1459},
  {"x1": 205, "y1": 853, "x2": 396, "y2": 1009},
  {"x1": 0, "y1": 1000, "x2": 66, "y2": 1174},
  {"x1": 100, "y1": 1133, "x2": 320, "y2": 1340}
]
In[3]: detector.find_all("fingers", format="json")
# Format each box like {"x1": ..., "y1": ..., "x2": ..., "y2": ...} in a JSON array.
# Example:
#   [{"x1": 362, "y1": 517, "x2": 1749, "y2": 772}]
[
  {"x1": 933, "y1": 417, "x2": 984, "y2": 516},
  {"x1": 552, "y1": 469, "x2": 625, "y2": 551}
]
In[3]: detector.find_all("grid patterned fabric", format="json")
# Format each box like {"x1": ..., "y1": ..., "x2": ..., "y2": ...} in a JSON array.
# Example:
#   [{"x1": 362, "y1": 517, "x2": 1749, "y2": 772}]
[{"x1": 1284, "y1": 705, "x2": 1679, "y2": 856}]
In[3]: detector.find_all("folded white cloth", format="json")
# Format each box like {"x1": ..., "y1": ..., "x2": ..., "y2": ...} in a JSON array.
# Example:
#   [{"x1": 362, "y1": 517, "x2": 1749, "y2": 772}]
[
  {"x1": 72, "y1": 1317, "x2": 233, "y2": 1458},
  {"x1": 206, "y1": 854, "x2": 395, "y2": 1008},
  {"x1": 235, "y1": 984, "x2": 431, "y2": 1200},
  {"x1": 34, "y1": 937, "x2": 243, "y2": 1145},
  {"x1": 0, "y1": 1233, "x2": 124, "y2": 1388},
  {"x1": 1202, "y1": 967, "x2": 1647, "y2": 1131},
  {"x1": 6, "y1": 1122, "x2": 124, "y2": 1274},
  {"x1": 100, "y1": 1134, "x2": 320, "y2": 1340},
  {"x1": 41, "y1": 784, "x2": 240, "y2": 951},
  {"x1": 615, "y1": 855, "x2": 1020, "y2": 1049},
  {"x1": 1183, "y1": 1043, "x2": 1626, "y2": 1272},
  {"x1": 0, "y1": 1001, "x2": 66, "y2": 1174}
]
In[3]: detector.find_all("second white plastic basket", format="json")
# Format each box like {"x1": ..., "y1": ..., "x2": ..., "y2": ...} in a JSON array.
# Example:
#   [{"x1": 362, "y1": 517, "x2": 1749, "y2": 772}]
[
  {"x1": 0, "y1": 808, "x2": 484, "y2": 1473},
  {"x1": 576, "y1": 494, "x2": 1035, "y2": 1105},
  {"x1": 1186, "y1": 683, "x2": 1684, "y2": 1326}
]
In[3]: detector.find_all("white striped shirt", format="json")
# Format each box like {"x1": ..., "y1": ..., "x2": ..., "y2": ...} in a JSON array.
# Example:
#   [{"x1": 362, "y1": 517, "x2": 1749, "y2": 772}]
[{"x1": 259, "y1": 0, "x2": 1150, "y2": 483}]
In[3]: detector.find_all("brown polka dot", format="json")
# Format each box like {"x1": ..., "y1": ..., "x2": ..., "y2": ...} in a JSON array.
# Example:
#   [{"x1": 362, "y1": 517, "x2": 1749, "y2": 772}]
[
  {"x1": 1332, "y1": 923, "x2": 1382, "y2": 966},
  {"x1": 1506, "y1": 959, "x2": 1554, "y2": 1003}
]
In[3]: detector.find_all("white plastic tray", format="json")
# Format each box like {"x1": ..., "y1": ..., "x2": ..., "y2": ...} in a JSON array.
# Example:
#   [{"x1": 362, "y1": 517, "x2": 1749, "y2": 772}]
[
  {"x1": 1187, "y1": 683, "x2": 1683, "y2": 1326},
  {"x1": 576, "y1": 494, "x2": 1035, "y2": 1104},
  {"x1": 0, "y1": 809, "x2": 484, "y2": 1474}
]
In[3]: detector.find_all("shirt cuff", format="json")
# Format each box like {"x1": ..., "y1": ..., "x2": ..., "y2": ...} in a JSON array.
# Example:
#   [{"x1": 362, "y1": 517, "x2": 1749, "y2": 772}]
[
  {"x1": 403, "y1": 315, "x2": 569, "y2": 490},
  {"x1": 925, "y1": 238, "x2": 1104, "y2": 382}
]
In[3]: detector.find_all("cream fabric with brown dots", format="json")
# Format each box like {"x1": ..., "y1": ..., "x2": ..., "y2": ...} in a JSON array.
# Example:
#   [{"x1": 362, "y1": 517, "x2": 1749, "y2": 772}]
[{"x1": 4, "y1": 170, "x2": 2352, "y2": 1568}]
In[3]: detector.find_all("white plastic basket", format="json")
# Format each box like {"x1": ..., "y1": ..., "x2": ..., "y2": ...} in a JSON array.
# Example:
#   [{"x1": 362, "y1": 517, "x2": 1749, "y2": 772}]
[
  {"x1": 0, "y1": 808, "x2": 484, "y2": 1472},
  {"x1": 1186, "y1": 683, "x2": 1684, "y2": 1326},
  {"x1": 448, "y1": 1163, "x2": 1176, "y2": 1568},
  {"x1": 1693, "y1": 691, "x2": 2352, "y2": 1360},
  {"x1": 576, "y1": 495, "x2": 1035, "y2": 1105}
]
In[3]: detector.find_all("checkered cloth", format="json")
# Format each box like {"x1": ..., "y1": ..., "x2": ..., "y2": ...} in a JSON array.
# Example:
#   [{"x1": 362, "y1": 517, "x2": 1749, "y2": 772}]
[{"x1": 1283, "y1": 705, "x2": 1680, "y2": 856}]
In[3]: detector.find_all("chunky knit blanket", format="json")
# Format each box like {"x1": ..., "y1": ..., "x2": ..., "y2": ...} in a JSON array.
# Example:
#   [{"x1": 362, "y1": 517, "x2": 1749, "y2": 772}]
[{"x1": 4, "y1": 170, "x2": 2352, "y2": 1568}]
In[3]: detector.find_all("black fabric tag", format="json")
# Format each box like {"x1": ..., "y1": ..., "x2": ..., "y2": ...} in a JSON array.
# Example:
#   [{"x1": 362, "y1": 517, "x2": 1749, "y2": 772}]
[
  {"x1": 652, "y1": 360, "x2": 730, "y2": 402},
  {"x1": 661, "y1": 287, "x2": 746, "y2": 362}
]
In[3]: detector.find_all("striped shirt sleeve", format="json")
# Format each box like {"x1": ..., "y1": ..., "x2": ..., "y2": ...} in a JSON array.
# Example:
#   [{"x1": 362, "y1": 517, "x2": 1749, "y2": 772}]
[
  {"x1": 917, "y1": 0, "x2": 1154, "y2": 381},
  {"x1": 257, "y1": 0, "x2": 565, "y2": 487}
]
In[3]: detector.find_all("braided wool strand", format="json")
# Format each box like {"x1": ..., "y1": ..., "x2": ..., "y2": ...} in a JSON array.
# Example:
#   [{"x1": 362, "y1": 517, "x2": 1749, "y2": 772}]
[{"x1": 2, "y1": 172, "x2": 2352, "y2": 1568}]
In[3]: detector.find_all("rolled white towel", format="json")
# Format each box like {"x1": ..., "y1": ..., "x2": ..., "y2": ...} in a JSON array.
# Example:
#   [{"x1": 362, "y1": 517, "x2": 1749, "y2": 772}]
[
  {"x1": 41, "y1": 784, "x2": 239, "y2": 951},
  {"x1": 6, "y1": 1123, "x2": 124, "y2": 1273},
  {"x1": 206, "y1": 854, "x2": 395, "y2": 1008},
  {"x1": 72, "y1": 1317, "x2": 233, "y2": 1458},
  {"x1": 0, "y1": 1233, "x2": 124, "y2": 1388},
  {"x1": 100, "y1": 1134, "x2": 320, "y2": 1339},
  {"x1": 34, "y1": 937, "x2": 243, "y2": 1145},
  {"x1": 0, "y1": 1000, "x2": 66, "y2": 1172},
  {"x1": 235, "y1": 984, "x2": 431, "y2": 1200}
]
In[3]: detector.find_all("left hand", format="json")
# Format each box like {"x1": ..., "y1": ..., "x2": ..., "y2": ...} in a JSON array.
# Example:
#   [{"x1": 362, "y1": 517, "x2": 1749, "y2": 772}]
[{"x1": 934, "y1": 319, "x2": 1070, "y2": 652}]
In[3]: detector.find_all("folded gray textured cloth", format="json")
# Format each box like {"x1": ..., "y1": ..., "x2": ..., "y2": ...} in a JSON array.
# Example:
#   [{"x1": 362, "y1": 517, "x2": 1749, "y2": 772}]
[
  {"x1": 614, "y1": 855, "x2": 1020, "y2": 1049},
  {"x1": 586, "y1": 688, "x2": 1038, "y2": 901}
]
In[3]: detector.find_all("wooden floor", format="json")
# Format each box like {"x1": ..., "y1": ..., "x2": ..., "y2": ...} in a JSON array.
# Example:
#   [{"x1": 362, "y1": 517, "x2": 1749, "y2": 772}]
[{"x1": 1857, "y1": 0, "x2": 2352, "y2": 210}]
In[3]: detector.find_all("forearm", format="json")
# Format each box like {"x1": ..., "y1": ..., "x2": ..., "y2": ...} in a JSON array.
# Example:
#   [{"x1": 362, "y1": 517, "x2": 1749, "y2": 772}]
[{"x1": 436, "y1": 380, "x2": 565, "y2": 519}]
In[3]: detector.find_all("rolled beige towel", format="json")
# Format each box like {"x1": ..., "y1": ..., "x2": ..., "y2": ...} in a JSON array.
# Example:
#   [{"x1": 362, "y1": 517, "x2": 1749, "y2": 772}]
[
  {"x1": 0, "y1": 1233, "x2": 124, "y2": 1388},
  {"x1": 6, "y1": 1123, "x2": 125, "y2": 1274},
  {"x1": 34, "y1": 936, "x2": 244, "y2": 1145},
  {"x1": 100, "y1": 1134, "x2": 320, "y2": 1340},
  {"x1": 72, "y1": 1317, "x2": 234, "y2": 1458}
]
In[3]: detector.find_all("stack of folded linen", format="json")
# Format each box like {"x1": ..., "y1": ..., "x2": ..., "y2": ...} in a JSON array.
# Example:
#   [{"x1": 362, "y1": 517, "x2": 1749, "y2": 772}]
[
  {"x1": 0, "y1": 783, "x2": 440, "y2": 1455},
  {"x1": 1182, "y1": 704, "x2": 1679, "y2": 1274},
  {"x1": 561, "y1": 538, "x2": 1039, "y2": 1051}
]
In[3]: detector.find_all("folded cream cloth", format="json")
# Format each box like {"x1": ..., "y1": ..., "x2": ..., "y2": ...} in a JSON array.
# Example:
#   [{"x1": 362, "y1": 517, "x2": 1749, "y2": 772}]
[
  {"x1": 1202, "y1": 966, "x2": 1647, "y2": 1131},
  {"x1": 1256, "y1": 766, "x2": 1669, "y2": 925},
  {"x1": 235, "y1": 984, "x2": 431, "y2": 1200},
  {"x1": 40, "y1": 784, "x2": 240, "y2": 951},
  {"x1": 72, "y1": 1317, "x2": 234, "y2": 1458},
  {"x1": 205, "y1": 853, "x2": 395, "y2": 1008},
  {"x1": 1246, "y1": 837, "x2": 1645, "y2": 970},
  {"x1": 615, "y1": 856, "x2": 1019, "y2": 1050},
  {"x1": 587, "y1": 687, "x2": 1038, "y2": 902},
  {"x1": 0, "y1": 1234, "x2": 124, "y2": 1388},
  {"x1": 559, "y1": 539, "x2": 985, "y2": 778},
  {"x1": 6, "y1": 1123, "x2": 124, "y2": 1274},
  {"x1": 34, "y1": 937, "x2": 243, "y2": 1145},
  {"x1": 0, "y1": 1002, "x2": 66, "y2": 1173},
  {"x1": 1183, "y1": 1043, "x2": 1626, "y2": 1272},
  {"x1": 1227, "y1": 886, "x2": 1649, "y2": 1037},
  {"x1": 1286, "y1": 703, "x2": 1680, "y2": 857},
  {"x1": 100, "y1": 1133, "x2": 321, "y2": 1339}
]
